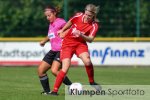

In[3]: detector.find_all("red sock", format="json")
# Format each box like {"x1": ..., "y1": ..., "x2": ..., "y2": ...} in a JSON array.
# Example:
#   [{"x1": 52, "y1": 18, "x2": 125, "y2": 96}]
[
  {"x1": 53, "y1": 70, "x2": 66, "y2": 92},
  {"x1": 85, "y1": 64, "x2": 94, "y2": 83}
]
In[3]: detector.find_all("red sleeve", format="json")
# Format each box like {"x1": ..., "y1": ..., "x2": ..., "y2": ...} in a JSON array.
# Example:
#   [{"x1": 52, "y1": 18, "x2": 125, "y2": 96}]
[
  {"x1": 89, "y1": 23, "x2": 99, "y2": 37},
  {"x1": 69, "y1": 12, "x2": 83, "y2": 23}
]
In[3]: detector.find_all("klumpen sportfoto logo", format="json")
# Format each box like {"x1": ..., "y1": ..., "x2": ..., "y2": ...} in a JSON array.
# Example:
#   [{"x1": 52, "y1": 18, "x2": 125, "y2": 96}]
[
  {"x1": 66, "y1": 85, "x2": 146, "y2": 97},
  {"x1": 68, "y1": 88, "x2": 145, "y2": 97},
  {"x1": 69, "y1": 88, "x2": 105, "y2": 97}
]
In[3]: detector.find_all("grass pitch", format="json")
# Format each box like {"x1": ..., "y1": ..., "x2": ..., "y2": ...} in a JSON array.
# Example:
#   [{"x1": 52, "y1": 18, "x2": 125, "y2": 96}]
[{"x1": 0, "y1": 66, "x2": 150, "y2": 100}]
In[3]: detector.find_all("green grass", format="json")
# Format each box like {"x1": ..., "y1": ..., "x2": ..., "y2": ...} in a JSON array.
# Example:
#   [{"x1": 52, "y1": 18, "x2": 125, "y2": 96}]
[{"x1": 0, "y1": 66, "x2": 150, "y2": 100}]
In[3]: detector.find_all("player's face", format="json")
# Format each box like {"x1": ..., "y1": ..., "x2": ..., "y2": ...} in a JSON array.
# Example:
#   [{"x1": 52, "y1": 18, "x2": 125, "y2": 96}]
[
  {"x1": 44, "y1": 10, "x2": 56, "y2": 23},
  {"x1": 84, "y1": 10, "x2": 94, "y2": 22}
]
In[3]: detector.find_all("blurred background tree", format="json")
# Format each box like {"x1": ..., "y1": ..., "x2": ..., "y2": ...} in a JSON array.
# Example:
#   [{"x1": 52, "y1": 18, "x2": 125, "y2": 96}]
[
  {"x1": 0, "y1": 0, "x2": 54, "y2": 37},
  {"x1": 0, "y1": 0, "x2": 149, "y2": 37}
]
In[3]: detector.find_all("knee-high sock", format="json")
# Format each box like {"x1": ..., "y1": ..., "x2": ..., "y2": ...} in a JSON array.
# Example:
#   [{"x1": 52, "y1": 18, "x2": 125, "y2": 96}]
[
  {"x1": 63, "y1": 76, "x2": 72, "y2": 85},
  {"x1": 53, "y1": 70, "x2": 66, "y2": 92},
  {"x1": 39, "y1": 75, "x2": 50, "y2": 92},
  {"x1": 85, "y1": 64, "x2": 94, "y2": 83}
]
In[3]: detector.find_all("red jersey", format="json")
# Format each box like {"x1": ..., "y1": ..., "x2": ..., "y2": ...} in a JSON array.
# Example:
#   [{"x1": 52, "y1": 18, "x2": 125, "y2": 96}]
[{"x1": 63, "y1": 13, "x2": 99, "y2": 46}]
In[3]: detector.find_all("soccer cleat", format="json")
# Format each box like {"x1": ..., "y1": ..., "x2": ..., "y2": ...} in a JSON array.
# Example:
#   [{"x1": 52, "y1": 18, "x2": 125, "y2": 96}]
[
  {"x1": 41, "y1": 91, "x2": 51, "y2": 95},
  {"x1": 90, "y1": 82, "x2": 102, "y2": 91},
  {"x1": 49, "y1": 91, "x2": 59, "y2": 96}
]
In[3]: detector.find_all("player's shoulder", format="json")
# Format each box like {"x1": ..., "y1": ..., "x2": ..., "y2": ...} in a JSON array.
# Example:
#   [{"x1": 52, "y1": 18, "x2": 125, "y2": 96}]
[
  {"x1": 92, "y1": 21, "x2": 99, "y2": 28},
  {"x1": 56, "y1": 18, "x2": 66, "y2": 23},
  {"x1": 74, "y1": 12, "x2": 83, "y2": 16},
  {"x1": 73, "y1": 12, "x2": 83, "y2": 18},
  {"x1": 69, "y1": 12, "x2": 83, "y2": 21}
]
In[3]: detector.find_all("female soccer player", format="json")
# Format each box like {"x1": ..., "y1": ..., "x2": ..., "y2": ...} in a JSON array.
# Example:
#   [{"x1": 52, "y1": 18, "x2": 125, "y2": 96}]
[
  {"x1": 37, "y1": 6, "x2": 72, "y2": 95},
  {"x1": 50, "y1": 4, "x2": 101, "y2": 95}
]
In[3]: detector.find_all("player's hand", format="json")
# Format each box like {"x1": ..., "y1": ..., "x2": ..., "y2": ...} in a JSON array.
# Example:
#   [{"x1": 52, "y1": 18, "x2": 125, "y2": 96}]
[
  {"x1": 72, "y1": 29, "x2": 81, "y2": 37},
  {"x1": 57, "y1": 30, "x2": 63, "y2": 36},
  {"x1": 59, "y1": 33, "x2": 65, "y2": 38},
  {"x1": 39, "y1": 41, "x2": 46, "y2": 47},
  {"x1": 58, "y1": 29, "x2": 68, "y2": 39},
  {"x1": 59, "y1": 29, "x2": 69, "y2": 39}
]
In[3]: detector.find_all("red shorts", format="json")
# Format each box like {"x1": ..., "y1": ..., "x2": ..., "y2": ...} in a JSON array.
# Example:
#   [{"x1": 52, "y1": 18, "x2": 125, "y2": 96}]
[{"x1": 60, "y1": 43, "x2": 88, "y2": 60}]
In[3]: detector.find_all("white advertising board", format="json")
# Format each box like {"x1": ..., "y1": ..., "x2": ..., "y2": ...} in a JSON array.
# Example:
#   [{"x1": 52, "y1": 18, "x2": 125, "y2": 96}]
[
  {"x1": 0, "y1": 42, "x2": 150, "y2": 66},
  {"x1": 87, "y1": 42, "x2": 150, "y2": 66}
]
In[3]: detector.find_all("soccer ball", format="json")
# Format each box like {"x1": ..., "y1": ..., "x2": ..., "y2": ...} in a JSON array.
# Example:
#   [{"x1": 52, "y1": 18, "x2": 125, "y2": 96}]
[{"x1": 69, "y1": 82, "x2": 83, "y2": 95}]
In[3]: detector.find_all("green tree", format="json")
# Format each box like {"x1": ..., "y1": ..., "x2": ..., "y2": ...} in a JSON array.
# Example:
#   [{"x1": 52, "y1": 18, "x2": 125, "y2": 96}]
[
  {"x1": 0, "y1": 0, "x2": 63, "y2": 37},
  {"x1": 140, "y1": 0, "x2": 150, "y2": 37},
  {"x1": 68, "y1": 0, "x2": 150, "y2": 37},
  {"x1": 0, "y1": 0, "x2": 149, "y2": 37}
]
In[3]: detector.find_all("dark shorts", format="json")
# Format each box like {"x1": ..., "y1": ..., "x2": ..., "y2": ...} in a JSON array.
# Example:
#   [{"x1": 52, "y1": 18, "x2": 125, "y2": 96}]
[{"x1": 43, "y1": 50, "x2": 61, "y2": 65}]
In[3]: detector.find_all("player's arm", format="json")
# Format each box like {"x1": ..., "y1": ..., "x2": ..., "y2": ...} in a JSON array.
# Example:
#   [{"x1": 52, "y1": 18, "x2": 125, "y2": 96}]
[
  {"x1": 40, "y1": 36, "x2": 49, "y2": 47},
  {"x1": 58, "y1": 20, "x2": 72, "y2": 35},
  {"x1": 60, "y1": 12, "x2": 82, "y2": 32},
  {"x1": 72, "y1": 30, "x2": 95, "y2": 42},
  {"x1": 74, "y1": 23, "x2": 98, "y2": 43},
  {"x1": 62, "y1": 20, "x2": 72, "y2": 31},
  {"x1": 81, "y1": 23, "x2": 99, "y2": 43},
  {"x1": 59, "y1": 29, "x2": 69, "y2": 38},
  {"x1": 80, "y1": 34, "x2": 95, "y2": 43}
]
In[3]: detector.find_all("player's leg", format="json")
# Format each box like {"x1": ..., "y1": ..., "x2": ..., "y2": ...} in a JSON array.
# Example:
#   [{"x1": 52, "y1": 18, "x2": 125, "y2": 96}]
[
  {"x1": 76, "y1": 43, "x2": 94, "y2": 83},
  {"x1": 76, "y1": 43, "x2": 101, "y2": 91},
  {"x1": 51, "y1": 52, "x2": 72, "y2": 85},
  {"x1": 79, "y1": 52, "x2": 94, "y2": 83},
  {"x1": 50, "y1": 47, "x2": 74, "y2": 95},
  {"x1": 50, "y1": 58, "x2": 71, "y2": 95},
  {"x1": 51, "y1": 61, "x2": 60, "y2": 76},
  {"x1": 79, "y1": 52, "x2": 101, "y2": 91},
  {"x1": 37, "y1": 50, "x2": 55, "y2": 94},
  {"x1": 38, "y1": 61, "x2": 51, "y2": 94},
  {"x1": 51, "y1": 60, "x2": 72, "y2": 86}
]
